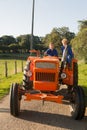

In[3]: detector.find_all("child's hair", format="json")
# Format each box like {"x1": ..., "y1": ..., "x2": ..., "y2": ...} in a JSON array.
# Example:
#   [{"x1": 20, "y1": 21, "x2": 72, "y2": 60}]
[
  {"x1": 62, "y1": 38, "x2": 68, "y2": 44},
  {"x1": 49, "y1": 42, "x2": 54, "y2": 45}
]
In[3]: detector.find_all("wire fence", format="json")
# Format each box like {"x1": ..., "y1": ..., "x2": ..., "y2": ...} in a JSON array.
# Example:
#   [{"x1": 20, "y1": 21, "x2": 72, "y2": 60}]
[{"x1": 0, "y1": 60, "x2": 26, "y2": 79}]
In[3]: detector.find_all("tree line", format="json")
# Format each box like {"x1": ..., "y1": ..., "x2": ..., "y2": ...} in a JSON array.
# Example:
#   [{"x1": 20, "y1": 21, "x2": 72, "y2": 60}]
[
  {"x1": 0, "y1": 27, "x2": 75, "y2": 54},
  {"x1": 0, "y1": 19, "x2": 87, "y2": 61},
  {"x1": 0, "y1": 35, "x2": 42, "y2": 53}
]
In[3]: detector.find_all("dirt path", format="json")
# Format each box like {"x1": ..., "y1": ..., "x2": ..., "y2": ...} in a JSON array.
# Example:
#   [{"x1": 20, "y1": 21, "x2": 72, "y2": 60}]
[{"x1": 0, "y1": 95, "x2": 87, "y2": 130}]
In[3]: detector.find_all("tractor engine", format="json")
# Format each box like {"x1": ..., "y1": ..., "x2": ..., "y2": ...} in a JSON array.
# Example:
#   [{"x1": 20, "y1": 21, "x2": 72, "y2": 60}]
[{"x1": 33, "y1": 58, "x2": 59, "y2": 91}]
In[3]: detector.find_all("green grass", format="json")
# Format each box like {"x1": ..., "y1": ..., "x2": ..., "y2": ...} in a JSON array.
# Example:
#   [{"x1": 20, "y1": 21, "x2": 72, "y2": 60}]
[
  {"x1": 78, "y1": 63, "x2": 87, "y2": 96},
  {"x1": 0, "y1": 73, "x2": 23, "y2": 99},
  {"x1": 0, "y1": 59, "x2": 26, "y2": 79},
  {"x1": 0, "y1": 58, "x2": 26, "y2": 99}
]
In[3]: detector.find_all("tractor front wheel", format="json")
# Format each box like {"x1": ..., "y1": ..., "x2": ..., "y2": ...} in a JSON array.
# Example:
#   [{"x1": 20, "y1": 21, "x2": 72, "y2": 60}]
[
  {"x1": 23, "y1": 61, "x2": 33, "y2": 90},
  {"x1": 69, "y1": 86, "x2": 86, "y2": 120},
  {"x1": 10, "y1": 83, "x2": 21, "y2": 117}
]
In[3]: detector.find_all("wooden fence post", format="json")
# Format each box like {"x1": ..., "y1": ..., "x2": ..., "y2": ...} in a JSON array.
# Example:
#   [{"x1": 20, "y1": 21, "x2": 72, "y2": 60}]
[
  {"x1": 21, "y1": 61, "x2": 23, "y2": 72},
  {"x1": 5, "y1": 61, "x2": 8, "y2": 77},
  {"x1": 15, "y1": 61, "x2": 17, "y2": 74}
]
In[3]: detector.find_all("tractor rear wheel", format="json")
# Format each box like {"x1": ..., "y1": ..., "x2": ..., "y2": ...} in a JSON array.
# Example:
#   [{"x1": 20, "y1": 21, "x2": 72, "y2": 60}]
[
  {"x1": 10, "y1": 83, "x2": 21, "y2": 117},
  {"x1": 73, "y1": 62, "x2": 78, "y2": 86},
  {"x1": 69, "y1": 86, "x2": 86, "y2": 120}
]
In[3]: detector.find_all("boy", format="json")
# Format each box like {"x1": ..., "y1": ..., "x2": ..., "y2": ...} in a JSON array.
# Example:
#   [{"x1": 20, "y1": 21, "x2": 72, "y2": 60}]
[
  {"x1": 59, "y1": 38, "x2": 74, "y2": 82},
  {"x1": 61, "y1": 38, "x2": 74, "y2": 66},
  {"x1": 44, "y1": 43, "x2": 58, "y2": 56}
]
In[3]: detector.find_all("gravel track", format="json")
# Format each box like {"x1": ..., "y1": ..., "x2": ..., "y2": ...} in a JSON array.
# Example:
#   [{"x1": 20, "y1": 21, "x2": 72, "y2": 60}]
[{"x1": 0, "y1": 95, "x2": 87, "y2": 130}]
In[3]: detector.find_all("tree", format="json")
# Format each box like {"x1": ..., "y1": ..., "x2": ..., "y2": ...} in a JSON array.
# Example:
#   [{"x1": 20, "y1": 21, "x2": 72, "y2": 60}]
[
  {"x1": 78, "y1": 20, "x2": 87, "y2": 31},
  {"x1": 42, "y1": 27, "x2": 75, "y2": 55},
  {"x1": 71, "y1": 19, "x2": 87, "y2": 61},
  {"x1": 0, "y1": 35, "x2": 17, "y2": 53},
  {"x1": 55, "y1": 27, "x2": 75, "y2": 42},
  {"x1": 17, "y1": 34, "x2": 43, "y2": 52},
  {"x1": 9, "y1": 44, "x2": 20, "y2": 53},
  {"x1": 0, "y1": 35, "x2": 16, "y2": 46},
  {"x1": 17, "y1": 35, "x2": 30, "y2": 52},
  {"x1": 71, "y1": 28, "x2": 87, "y2": 61}
]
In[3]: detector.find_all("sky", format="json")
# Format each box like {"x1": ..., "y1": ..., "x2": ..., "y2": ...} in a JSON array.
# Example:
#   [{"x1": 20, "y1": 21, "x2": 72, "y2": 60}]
[{"x1": 0, "y1": 0, "x2": 87, "y2": 37}]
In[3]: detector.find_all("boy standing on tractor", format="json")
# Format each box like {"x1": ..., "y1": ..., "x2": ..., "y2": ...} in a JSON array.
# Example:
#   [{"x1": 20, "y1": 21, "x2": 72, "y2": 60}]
[
  {"x1": 59, "y1": 38, "x2": 74, "y2": 83},
  {"x1": 44, "y1": 43, "x2": 58, "y2": 56},
  {"x1": 61, "y1": 38, "x2": 74, "y2": 68}
]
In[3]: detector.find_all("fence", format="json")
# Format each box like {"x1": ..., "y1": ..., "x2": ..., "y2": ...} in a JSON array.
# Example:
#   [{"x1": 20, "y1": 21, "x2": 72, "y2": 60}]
[{"x1": 0, "y1": 60, "x2": 26, "y2": 78}]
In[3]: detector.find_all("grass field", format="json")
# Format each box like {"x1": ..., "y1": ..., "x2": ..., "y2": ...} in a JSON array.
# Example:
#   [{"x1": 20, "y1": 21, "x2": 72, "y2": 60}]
[
  {"x1": 0, "y1": 59, "x2": 26, "y2": 99},
  {"x1": 0, "y1": 59, "x2": 26, "y2": 79},
  {"x1": 78, "y1": 63, "x2": 87, "y2": 95},
  {"x1": 0, "y1": 73, "x2": 23, "y2": 99}
]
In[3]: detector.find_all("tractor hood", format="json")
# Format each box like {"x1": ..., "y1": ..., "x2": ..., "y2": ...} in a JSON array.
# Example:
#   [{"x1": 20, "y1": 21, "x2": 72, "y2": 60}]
[
  {"x1": 33, "y1": 56, "x2": 59, "y2": 70},
  {"x1": 34, "y1": 56, "x2": 59, "y2": 64}
]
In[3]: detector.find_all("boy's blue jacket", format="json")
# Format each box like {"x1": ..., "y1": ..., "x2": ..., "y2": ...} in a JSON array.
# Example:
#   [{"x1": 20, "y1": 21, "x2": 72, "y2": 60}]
[
  {"x1": 46, "y1": 49, "x2": 58, "y2": 56},
  {"x1": 61, "y1": 45, "x2": 74, "y2": 63}
]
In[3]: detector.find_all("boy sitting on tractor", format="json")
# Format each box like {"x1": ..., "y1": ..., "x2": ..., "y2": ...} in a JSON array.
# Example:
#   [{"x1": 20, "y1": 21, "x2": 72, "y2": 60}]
[{"x1": 44, "y1": 42, "x2": 58, "y2": 57}]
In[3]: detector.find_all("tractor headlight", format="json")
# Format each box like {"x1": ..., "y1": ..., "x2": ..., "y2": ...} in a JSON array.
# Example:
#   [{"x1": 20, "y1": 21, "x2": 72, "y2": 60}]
[{"x1": 61, "y1": 73, "x2": 67, "y2": 79}]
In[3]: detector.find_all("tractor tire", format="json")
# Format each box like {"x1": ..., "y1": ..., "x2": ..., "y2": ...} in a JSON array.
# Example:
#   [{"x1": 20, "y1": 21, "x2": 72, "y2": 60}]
[
  {"x1": 10, "y1": 84, "x2": 13, "y2": 115},
  {"x1": 73, "y1": 62, "x2": 78, "y2": 86},
  {"x1": 10, "y1": 83, "x2": 20, "y2": 117},
  {"x1": 23, "y1": 61, "x2": 33, "y2": 90},
  {"x1": 77, "y1": 86, "x2": 86, "y2": 119},
  {"x1": 69, "y1": 86, "x2": 86, "y2": 120}
]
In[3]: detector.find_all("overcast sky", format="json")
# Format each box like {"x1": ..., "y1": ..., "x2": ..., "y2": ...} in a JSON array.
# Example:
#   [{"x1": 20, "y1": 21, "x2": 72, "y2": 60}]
[{"x1": 0, "y1": 0, "x2": 87, "y2": 37}]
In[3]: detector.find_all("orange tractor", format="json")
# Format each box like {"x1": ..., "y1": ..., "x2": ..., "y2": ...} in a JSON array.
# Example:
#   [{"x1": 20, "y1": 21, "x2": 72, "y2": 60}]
[{"x1": 10, "y1": 50, "x2": 86, "y2": 120}]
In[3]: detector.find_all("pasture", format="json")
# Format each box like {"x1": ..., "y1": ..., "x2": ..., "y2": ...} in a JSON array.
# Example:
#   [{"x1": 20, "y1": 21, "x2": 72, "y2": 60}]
[
  {"x1": 78, "y1": 63, "x2": 87, "y2": 96},
  {"x1": 0, "y1": 59, "x2": 26, "y2": 99},
  {"x1": 0, "y1": 59, "x2": 25, "y2": 78}
]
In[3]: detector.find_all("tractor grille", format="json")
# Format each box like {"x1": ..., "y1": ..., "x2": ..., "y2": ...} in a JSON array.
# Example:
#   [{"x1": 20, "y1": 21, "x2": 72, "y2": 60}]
[
  {"x1": 36, "y1": 62, "x2": 56, "y2": 69},
  {"x1": 35, "y1": 72, "x2": 55, "y2": 82}
]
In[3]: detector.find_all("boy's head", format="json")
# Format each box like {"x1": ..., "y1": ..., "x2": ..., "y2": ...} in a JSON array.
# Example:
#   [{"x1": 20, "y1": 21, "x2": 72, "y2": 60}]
[
  {"x1": 62, "y1": 38, "x2": 68, "y2": 47},
  {"x1": 49, "y1": 43, "x2": 54, "y2": 50}
]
